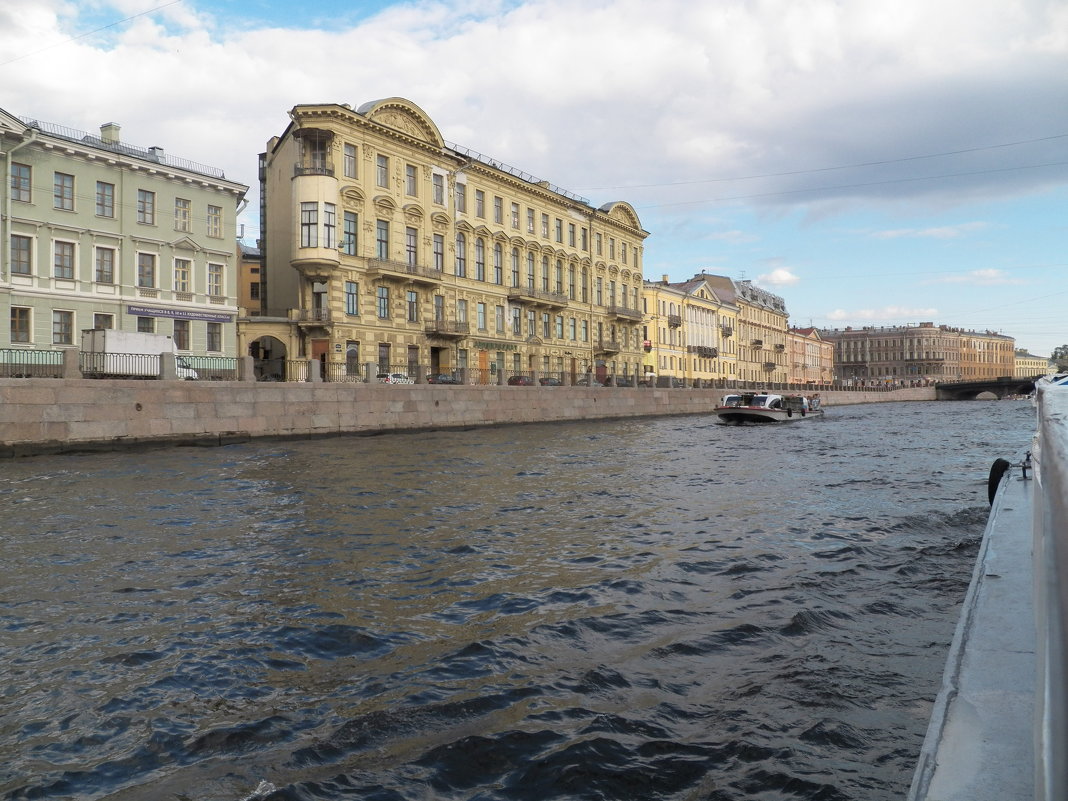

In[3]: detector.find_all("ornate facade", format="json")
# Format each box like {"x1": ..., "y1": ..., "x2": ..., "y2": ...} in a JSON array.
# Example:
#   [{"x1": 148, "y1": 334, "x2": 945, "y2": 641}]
[{"x1": 244, "y1": 99, "x2": 648, "y2": 382}]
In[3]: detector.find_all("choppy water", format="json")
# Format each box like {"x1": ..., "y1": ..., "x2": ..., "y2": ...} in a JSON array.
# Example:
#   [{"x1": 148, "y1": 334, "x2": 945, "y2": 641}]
[{"x1": 0, "y1": 400, "x2": 1036, "y2": 801}]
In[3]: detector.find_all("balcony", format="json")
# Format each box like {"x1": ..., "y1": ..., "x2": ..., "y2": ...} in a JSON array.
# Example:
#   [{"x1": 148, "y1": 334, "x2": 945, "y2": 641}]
[
  {"x1": 687, "y1": 345, "x2": 718, "y2": 359},
  {"x1": 293, "y1": 158, "x2": 334, "y2": 177},
  {"x1": 774, "y1": 343, "x2": 785, "y2": 352},
  {"x1": 751, "y1": 339, "x2": 764, "y2": 348},
  {"x1": 425, "y1": 320, "x2": 470, "y2": 339},
  {"x1": 297, "y1": 308, "x2": 332, "y2": 326},
  {"x1": 721, "y1": 325, "x2": 734, "y2": 337},
  {"x1": 607, "y1": 305, "x2": 643, "y2": 322},
  {"x1": 366, "y1": 258, "x2": 443, "y2": 285},
  {"x1": 506, "y1": 287, "x2": 569, "y2": 309},
  {"x1": 763, "y1": 361, "x2": 777, "y2": 371},
  {"x1": 598, "y1": 339, "x2": 621, "y2": 354},
  {"x1": 668, "y1": 314, "x2": 682, "y2": 328}
]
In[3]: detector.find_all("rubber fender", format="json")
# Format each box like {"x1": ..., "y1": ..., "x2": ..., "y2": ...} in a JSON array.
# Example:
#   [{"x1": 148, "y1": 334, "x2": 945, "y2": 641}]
[
  {"x1": 988, "y1": 458, "x2": 1011, "y2": 505},
  {"x1": 786, "y1": 408, "x2": 793, "y2": 417}
]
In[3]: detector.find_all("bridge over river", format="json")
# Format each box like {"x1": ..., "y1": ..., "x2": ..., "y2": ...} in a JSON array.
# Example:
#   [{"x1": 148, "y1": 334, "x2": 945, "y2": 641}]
[{"x1": 935, "y1": 376, "x2": 1038, "y2": 400}]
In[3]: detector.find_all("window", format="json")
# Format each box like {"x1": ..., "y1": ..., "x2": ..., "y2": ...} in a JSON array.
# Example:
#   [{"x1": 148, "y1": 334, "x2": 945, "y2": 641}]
[
  {"x1": 555, "y1": 260, "x2": 563, "y2": 294},
  {"x1": 494, "y1": 196, "x2": 503, "y2": 224},
  {"x1": 433, "y1": 234, "x2": 444, "y2": 271},
  {"x1": 568, "y1": 223, "x2": 575, "y2": 247},
  {"x1": 343, "y1": 144, "x2": 357, "y2": 178},
  {"x1": 137, "y1": 317, "x2": 155, "y2": 333},
  {"x1": 138, "y1": 253, "x2": 156, "y2": 287},
  {"x1": 96, "y1": 182, "x2": 115, "y2": 217},
  {"x1": 376, "y1": 220, "x2": 389, "y2": 260},
  {"x1": 568, "y1": 265, "x2": 575, "y2": 299},
  {"x1": 510, "y1": 248, "x2": 520, "y2": 287},
  {"x1": 595, "y1": 233, "x2": 602, "y2": 255},
  {"x1": 569, "y1": 317, "x2": 577, "y2": 340},
  {"x1": 173, "y1": 258, "x2": 191, "y2": 292},
  {"x1": 405, "y1": 226, "x2": 417, "y2": 266},
  {"x1": 345, "y1": 281, "x2": 359, "y2": 315},
  {"x1": 54, "y1": 241, "x2": 75, "y2": 279},
  {"x1": 555, "y1": 315, "x2": 564, "y2": 339},
  {"x1": 434, "y1": 294, "x2": 444, "y2": 321},
  {"x1": 250, "y1": 282, "x2": 260, "y2": 300},
  {"x1": 174, "y1": 198, "x2": 190, "y2": 231},
  {"x1": 541, "y1": 256, "x2": 549, "y2": 291},
  {"x1": 527, "y1": 252, "x2": 535, "y2": 289},
  {"x1": 300, "y1": 202, "x2": 318, "y2": 247},
  {"x1": 541, "y1": 213, "x2": 549, "y2": 238},
  {"x1": 11, "y1": 163, "x2": 30, "y2": 202},
  {"x1": 493, "y1": 243, "x2": 502, "y2": 284},
  {"x1": 323, "y1": 203, "x2": 336, "y2": 249},
  {"x1": 455, "y1": 182, "x2": 466, "y2": 213},
  {"x1": 542, "y1": 312, "x2": 551, "y2": 338},
  {"x1": 581, "y1": 228, "x2": 588, "y2": 251},
  {"x1": 512, "y1": 306, "x2": 521, "y2": 335},
  {"x1": 609, "y1": 238, "x2": 616, "y2": 259},
  {"x1": 555, "y1": 218, "x2": 563, "y2": 242},
  {"x1": 526, "y1": 309, "x2": 536, "y2": 336},
  {"x1": 622, "y1": 243, "x2": 628, "y2": 264},
  {"x1": 457, "y1": 298, "x2": 467, "y2": 323},
  {"x1": 207, "y1": 322, "x2": 222, "y2": 352},
  {"x1": 11, "y1": 235, "x2": 31, "y2": 275},
  {"x1": 96, "y1": 316, "x2": 116, "y2": 332},
  {"x1": 137, "y1": 190, "x2": 155, "y2": 224},
  {"x1": 582, "y1": 319, "x2": 589, "y2": 342},
  {"x1": 10, "y1": 307, "x2": 30, "y2": 343},
  {"x1": 54, "y1": 172, "x2": 74, "y2": 210},
  {"x1": 343, "y1": 211, "x2": 358, "y2": 255},
  {"x1": 173, "y1": 319, "x2": 189, "y2": 350},
  {"x1": 495, "y1": 304, "x2": 505, "y2": 333},
  {"x1": 475, "y1": 189, "x2": 485, "y2": 217},
  {"x1": 376, "y1": 285, "x2": 390, "y2": 318},
  {"x1": 52, "y1": 310, "x2": 73, "y2": 345},
  {"x1": 207, "y1": 205, "x2": 222, "y2": 238},
  {"x1": 511, "y1": 203, "x2": 520, "y2": 229},
  {"x1": 405, "y1": 164, "x2": 417, "y2": 196},
  {"x1": 527, "y1": 208, "x2": 535, "y2": 233},
  {"x1": 475, "y1": 237, "x2": 485, "y2": 281},
  {"x1": 596, "y1": 277, "x2": 603, "y2": 305},
  {"x1": 407, "y1": 290, "x2": 419, "y2": 322},
  {"x1": 477, "y1": 302, "x2": 487, "y2": 331},
  {"x1": 376, "y1": 154, "x2": 389, "y2": 187},
  {"x1": 208, "y1": 263, "x2": 223, "y2": 297},
  {"x1": 432, "y1": 173, "x2": 444, "y2": 205},
  {"x1": 455, "y1": 232, "x2": 467, "y2": 277}
]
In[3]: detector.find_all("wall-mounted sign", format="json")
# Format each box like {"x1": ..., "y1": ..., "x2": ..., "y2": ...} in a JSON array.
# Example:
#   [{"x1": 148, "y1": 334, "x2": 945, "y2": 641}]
[{"x1": 126, "y1": 304, "x2": 234, "y2": 323}]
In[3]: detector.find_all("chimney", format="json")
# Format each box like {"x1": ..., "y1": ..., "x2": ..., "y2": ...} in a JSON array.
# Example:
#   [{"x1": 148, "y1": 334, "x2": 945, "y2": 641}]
[
  {"x1": 148, "y1": 146, "x2": 165, "y2": 162},
  {"x1": 100, "y1": 122, "x2": 121, "y2": 143},
  {"x1": 662, "y1": 274, "x2": 669, "y2": 284}
]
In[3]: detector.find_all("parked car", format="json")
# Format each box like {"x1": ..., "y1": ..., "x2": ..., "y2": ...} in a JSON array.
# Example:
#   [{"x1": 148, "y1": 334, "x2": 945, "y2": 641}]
[
  {"x1": 377, "y1": 372, "x2": 414, "y2": 384},
  {"x1": 427, "y1": 373, "x2": 461, "y2": 385},
  {"x1": 507, "y1": 375, "x2": 534, "y2": 385},
  {"x1": 575, "y1": 377, "x2": 603, "y2": 387},
  {"x1": 539, "y1": 377, "x2": 563, "y2": 386}
]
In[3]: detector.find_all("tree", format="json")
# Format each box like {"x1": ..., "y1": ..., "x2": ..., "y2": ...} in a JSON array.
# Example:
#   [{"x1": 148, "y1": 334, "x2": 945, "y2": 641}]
[{"x1": 1052, "y1": 344, "x2": 1068, "y2": 368}]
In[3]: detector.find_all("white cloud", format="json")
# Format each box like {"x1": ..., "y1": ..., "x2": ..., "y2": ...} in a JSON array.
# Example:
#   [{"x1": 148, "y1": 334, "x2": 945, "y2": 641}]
[
  {"x1": 826, "y1": 306, "x2": 939, "y2": 321},
  {"x1": 756, "y1": 268, "x2": 800, "y2": 287},
  {"x1": 874, "y1": 222, "x2": 989, "y2": 239},
  {"x1": 924, "y1": 268, "x2": 1025, "y2": 286}
]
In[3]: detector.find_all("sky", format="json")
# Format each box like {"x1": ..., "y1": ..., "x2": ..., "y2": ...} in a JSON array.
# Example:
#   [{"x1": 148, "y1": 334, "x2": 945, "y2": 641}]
[{"x1": 2, "y1": 0, "x2": 1066, "y2": 356}]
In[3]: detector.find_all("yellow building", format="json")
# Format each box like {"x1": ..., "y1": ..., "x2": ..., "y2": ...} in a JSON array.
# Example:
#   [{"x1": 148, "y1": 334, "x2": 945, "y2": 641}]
[
  {"x1": 641, "y1": 273, "x2": 739, "y2": 385},
  {"x1": 242, "y1": 98, "x2": 648, "y2": 383},
  {"x1": 1014, "y1": 349, "x2": 1050, "y2": 377},
  {"x1": 732, "y1": 280, "x2": 789, "y2": 384},
  {"x1": 787, "y1": 327, "x2": 834, "y2": 385},
  {"x1": 958, "y1": 330, "x2": 1016, "y2": 380}
]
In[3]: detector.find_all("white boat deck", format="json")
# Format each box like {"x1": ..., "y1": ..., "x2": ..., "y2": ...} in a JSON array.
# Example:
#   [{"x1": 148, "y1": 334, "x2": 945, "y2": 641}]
[{"x1": 907, "y1": 455, "x2": 1035, "y2": 800}]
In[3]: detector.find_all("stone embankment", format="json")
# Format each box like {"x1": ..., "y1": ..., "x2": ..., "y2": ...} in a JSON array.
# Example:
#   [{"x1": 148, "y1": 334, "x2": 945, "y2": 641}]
[{"x1": 0, "y1": 378, "x2": 935, "y2": 457}]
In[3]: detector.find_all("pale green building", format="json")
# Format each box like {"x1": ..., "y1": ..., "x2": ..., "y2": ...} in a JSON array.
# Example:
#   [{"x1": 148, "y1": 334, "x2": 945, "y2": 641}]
[{"x1": 1, "y1": 108, "x2": 247, "y2": 355}]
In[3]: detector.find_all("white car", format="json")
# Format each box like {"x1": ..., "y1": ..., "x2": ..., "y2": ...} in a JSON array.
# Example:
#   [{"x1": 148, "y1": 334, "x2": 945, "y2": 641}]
[{"x1": 377, "y1": 372, "x2": 414, "y2": 384}]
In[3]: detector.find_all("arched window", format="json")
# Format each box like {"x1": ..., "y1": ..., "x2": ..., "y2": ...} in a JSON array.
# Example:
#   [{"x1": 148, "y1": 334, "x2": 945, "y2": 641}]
[
  {"x1": 455, "y1": 233, "x2": 466, "y2": 277},
  {"x1": 475, "y1": 237, "x2": 486, "y2": 281},
  {"x1": 511, "y1": 248, "x2": 520, "y2": 287}
]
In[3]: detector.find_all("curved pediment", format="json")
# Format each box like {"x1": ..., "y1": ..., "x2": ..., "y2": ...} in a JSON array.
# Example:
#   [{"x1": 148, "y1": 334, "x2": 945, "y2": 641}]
[
  {"x1": 431, "y1": 211, "x2": 451, "y2": 227},
  {"x1": 598, "y1": 200, "x2": 643, "y2": 231},
  {"x1": 356, "y1": 98, "x2": 445, "y2": 148},
  {"x1": 340, "y1": 186, "x2": 365, "y2": 207},
  {"x1": 373, "y1": 194, "x2": 397, "y2": 213}
]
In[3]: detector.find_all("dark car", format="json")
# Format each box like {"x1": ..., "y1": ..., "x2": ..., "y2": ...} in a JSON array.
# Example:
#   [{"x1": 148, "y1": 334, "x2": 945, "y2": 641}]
[
  {"x1": 539, "y1": 377, "x2": 563, "y2": 386},
  {"x1": 575, "y1": 377, "x2": 603, "y2": 387},
  {"x1": 427, "y1": 373, "x2": 461, "y2": 384},
  {"x1": 507, "y1": 375, "x2": 534, "y2": 385}
]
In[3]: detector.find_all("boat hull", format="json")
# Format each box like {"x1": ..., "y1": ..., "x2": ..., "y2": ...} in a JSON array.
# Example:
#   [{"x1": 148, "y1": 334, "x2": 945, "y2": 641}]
[{"x1": 716, "y1": 407, "x2": 824, "y2": 424}]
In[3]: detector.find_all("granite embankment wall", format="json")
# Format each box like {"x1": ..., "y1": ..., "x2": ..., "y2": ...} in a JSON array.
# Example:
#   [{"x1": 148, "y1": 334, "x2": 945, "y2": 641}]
[{"x1": 0, "y1": 378, "x2": 935, "y2": 456}]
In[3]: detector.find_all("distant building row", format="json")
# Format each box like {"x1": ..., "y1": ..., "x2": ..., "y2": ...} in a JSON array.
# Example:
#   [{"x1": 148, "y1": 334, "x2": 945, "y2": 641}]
[{"x1": 2, "y1": 99, "x2": 1040, "y2": 385}]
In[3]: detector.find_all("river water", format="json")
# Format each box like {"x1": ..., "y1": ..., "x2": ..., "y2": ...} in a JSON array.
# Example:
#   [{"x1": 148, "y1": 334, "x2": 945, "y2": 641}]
[{"x1": 0, "y1": 400, "x2": 1036, "y2": 801}]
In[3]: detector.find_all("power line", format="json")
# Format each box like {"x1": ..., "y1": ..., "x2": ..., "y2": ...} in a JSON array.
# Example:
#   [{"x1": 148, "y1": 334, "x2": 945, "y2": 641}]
[
  {"x1": 583, "y1": 134, "x2": 1068, "y2": 192},
  {"x1": 635, "y1": 160, "x2": 1068, "y2": 210},
  {"x1": 0, "y1": 0, "x2": 184, "y2": 67}
]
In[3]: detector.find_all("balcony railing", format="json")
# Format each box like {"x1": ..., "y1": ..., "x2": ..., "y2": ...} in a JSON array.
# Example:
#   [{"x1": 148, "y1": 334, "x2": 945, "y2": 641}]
[
  {"x1": 668, "y1": 314, "x2": 682, "y2": 328},
  {"x1": 297, "y1": 308, "x2": 332, "y2": 323},
  {"x1": 752, "y1": 339, "x2": 763, "y2": 348},
  {"x1": 608, "y1": 305, "x2": 643, "y2": 322},
  {"x1": 506, "y1": 287, "x2": 569, "y2": 308},
  {"x1": 367, "y1": 259, "x2": 443, "y2": 284},
  {"x1": 294, "y1": 159, "x2": 334, "y2": 177},
  {"x1": 425, "y1": 320, "x2": 470, "y2": 338},
  {"x1": 687, "y1": 345, "x2": 718, "y2": 359},
  {"x1": 763, "y1": 361, "x2": 777, "y2": 371},
  {"x1": 721, "y1": 325, "x2": 734, "y2": 337},
  {"x1": 598, "y1": 339, "x2": 621, "y2": 354}
]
